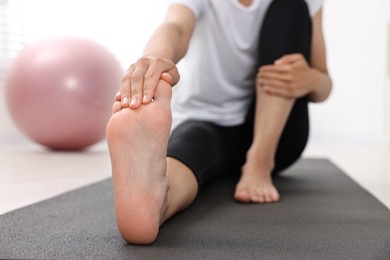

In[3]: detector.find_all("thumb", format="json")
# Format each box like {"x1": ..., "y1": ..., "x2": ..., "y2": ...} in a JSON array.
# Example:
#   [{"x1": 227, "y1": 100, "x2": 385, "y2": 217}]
[
  {"x1": 165, "y1": 66, "x2": 180, "y2": 86},
  {"x1": 161, "y1": 73, "x2": 173, "y2": 85}
]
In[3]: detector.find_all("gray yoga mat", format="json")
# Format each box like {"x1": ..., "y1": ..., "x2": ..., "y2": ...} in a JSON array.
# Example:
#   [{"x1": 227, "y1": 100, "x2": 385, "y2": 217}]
[{"x1": 1, "y1": 159, "x2": 389, "y2": 259}]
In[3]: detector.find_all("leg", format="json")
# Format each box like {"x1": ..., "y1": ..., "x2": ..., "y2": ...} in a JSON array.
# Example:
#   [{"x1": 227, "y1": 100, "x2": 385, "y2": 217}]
[
  {"x1": 163, "y1": 157, "x2": 198, "y2": 223},
  {"x1": 167, "y1": 121, "x2": 233, "y2": 186},
  {"x1": 234, "y1": 0, "x2": 312, "y2": 203},
  {"x1": 107, "y1": 80, "x2": 198, "y2": 244},
  {"x1": 234, "y1": 90, "x2": 293, "y2": 203}
]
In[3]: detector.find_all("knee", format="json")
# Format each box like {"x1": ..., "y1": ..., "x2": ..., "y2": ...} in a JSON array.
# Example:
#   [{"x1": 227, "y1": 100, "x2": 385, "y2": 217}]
[
  {"x1": 173, "y1": 121, "x2": 217, "y2": 142},
  {"x1": 170, "y1": 121, "x2": 221, "y2": 161}
]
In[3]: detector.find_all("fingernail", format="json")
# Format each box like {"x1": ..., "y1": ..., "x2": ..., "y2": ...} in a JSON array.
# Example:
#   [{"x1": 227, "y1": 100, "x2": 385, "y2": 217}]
[
  {"x1": 115, "y1": 92, "x2": 120, "y2": 97},
  {"x1": 142, "y1": 95, "x2": 148, "y2": 103},
  {"x1": 122, "y1": 97, "x2": 129, "y2": 105},
  {"x1": 130, "y1": 98, "x2": 137, "y2": 107}
]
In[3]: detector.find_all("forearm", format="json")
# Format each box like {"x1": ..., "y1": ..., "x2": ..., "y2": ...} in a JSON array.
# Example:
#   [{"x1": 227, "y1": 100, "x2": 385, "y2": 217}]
[
  {"x1": 143, "y1": 23, "x2": 189, "y2": 64},
  {"x1": 308, "y1": 68, "x2": 332, "y2": 103}
]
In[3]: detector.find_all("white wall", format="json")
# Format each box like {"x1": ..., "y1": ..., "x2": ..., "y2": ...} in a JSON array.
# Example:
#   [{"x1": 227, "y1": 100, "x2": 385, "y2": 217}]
[
  {"x1": 314, "y1": 0, "x2": 390, "y2": 143},
  {"x1": 1, "y1": 0, "x2": 390, "y2": 145}
]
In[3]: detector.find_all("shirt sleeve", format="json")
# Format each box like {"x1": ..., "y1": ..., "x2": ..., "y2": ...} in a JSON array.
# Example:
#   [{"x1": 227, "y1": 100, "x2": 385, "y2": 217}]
[
  {"x1": 305, "y1": 0, "x2": 324, "y2": 16},
  {"x1": 167, "y1": 0, "x2": 205, "y2": 19}
]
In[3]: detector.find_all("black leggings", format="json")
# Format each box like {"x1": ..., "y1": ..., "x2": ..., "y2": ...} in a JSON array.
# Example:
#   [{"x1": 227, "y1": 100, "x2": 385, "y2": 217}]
[{"x1": 167, "y1": 0, "x2": 312, "y2": 187}]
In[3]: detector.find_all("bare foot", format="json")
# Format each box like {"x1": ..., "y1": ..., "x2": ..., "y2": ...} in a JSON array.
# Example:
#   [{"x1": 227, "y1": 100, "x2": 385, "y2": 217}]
[
  {"x1": 234, "y1": 160, "x2": 280, "y2": 203},
  {"x1": 106, "y1": 80, "x2": 172, "y2": 244}
]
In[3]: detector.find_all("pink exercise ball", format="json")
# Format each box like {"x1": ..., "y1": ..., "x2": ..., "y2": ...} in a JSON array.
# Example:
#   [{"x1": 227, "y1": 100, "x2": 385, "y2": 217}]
[{"x1": 5, "y1": 37, "x2": 123, "y2": 150}]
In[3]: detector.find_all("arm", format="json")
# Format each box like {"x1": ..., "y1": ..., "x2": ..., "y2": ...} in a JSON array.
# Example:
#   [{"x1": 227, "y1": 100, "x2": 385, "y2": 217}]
[
  {"x1": 143, "y1": 5, "x2": 195, "y2": 65},
  {"x1": 307, "y1": 8, "x2": 332, "y2": 102},
  {"x1": 118, "y1": 5, "x2": 196, "y2": 109},
  {"x1": 257, "y1": 8, "x2": 332, "y2": 103}
]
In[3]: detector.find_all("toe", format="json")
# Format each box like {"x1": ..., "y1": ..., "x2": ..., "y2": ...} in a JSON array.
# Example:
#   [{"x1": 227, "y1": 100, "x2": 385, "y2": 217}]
[
  {"x1": 264, "y1": 194, "x2": 273, "y2": 203},
  {"x1": 251, "y1": 192, "x2": 265, "y2": 203},
  {"x1": 272, "y1": 191, "x2": 280, "y2": 202},
  {"x1": 112, "y1": 101, "x2": 123, "y2": 114},
  {"x1": 234, "y1": 190, "x2": 251, "y2": 203}
]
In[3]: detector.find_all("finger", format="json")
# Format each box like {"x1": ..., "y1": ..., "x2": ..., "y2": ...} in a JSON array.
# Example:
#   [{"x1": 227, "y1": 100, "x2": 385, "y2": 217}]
[
  {"x1": 161, "y1": 73, "x2": 173, "y2": 85},
  {"x1": 165, "y1": 66, "x2": 180, "y2": 86},
  {"x1": 119, "y1": 65, "x2": 135, "y2": 107},
  {"x1": 130, "y1": 59, "x2": 149, "y2": 109},
  {"x1": 263, "y1": 85, "x2": 294, "y2": 99},
  {"x1": 258, "y1": 70, "x2": 292, "y2": 82},
  {"x1": 142, "y1": 65, "x2": 161, "y2": 104},
  {"x1": 275, "y1": 53, "x2": 304, "y2": 65},
  {"x1": 258, "y1": 78, "x2": 289, "y2": 89},
  {"x1": 260, "y1": 64, "x2": 291, "y2": 73},
  {"x1": 142, "y1": 59, "x2": 173, "y2": 104}
]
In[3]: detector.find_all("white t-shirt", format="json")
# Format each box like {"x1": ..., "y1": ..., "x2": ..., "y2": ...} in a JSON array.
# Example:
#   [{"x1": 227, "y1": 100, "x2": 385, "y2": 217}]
[{"x1": 170, "y1": 0, "x2": 324, "y2": 129}]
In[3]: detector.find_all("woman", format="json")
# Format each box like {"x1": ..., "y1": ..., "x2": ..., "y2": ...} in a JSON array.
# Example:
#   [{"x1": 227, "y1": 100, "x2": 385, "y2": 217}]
[{"x1": 106, "y1": 0, "x2": 332, "y2": 244}]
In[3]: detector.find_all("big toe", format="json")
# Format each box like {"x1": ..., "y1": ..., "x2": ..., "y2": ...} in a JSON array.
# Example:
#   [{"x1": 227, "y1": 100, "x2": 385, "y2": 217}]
[
  {"x1": 234, "y1": 189, "x2": 251, "y2": 203},
  {"x1": 154, "y1": 80, "x2": 172, "y2": 102},
  {"x1": 112, "y1": 101, "x2": 122, "y2": 114},
  {"x1": 271, "y1": 190, "x2": 280, "y2": 202}
]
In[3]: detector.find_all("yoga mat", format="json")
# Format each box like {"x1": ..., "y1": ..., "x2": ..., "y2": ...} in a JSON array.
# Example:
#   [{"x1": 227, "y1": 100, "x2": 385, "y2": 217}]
[{"x1": 1, "y1": 159, "x2": 389, "y2": 259}]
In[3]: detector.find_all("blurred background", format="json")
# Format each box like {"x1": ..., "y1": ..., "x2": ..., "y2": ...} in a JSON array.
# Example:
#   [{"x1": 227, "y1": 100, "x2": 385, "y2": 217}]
[
  {"x1": 0, "y1": 0, "x2": 167, "y2": 144},
  {"x1": 0, "y1": 0, "x2": 389, "y2": 214}
]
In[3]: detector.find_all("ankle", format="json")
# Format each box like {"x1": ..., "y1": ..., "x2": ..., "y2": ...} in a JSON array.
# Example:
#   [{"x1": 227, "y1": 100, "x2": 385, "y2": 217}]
[
  {"x1": 245, "y1": 151, "x2": 275, "y2": 171},
  {"x1": 160, "y1": 183, "x2": 171, "y2": 224}
]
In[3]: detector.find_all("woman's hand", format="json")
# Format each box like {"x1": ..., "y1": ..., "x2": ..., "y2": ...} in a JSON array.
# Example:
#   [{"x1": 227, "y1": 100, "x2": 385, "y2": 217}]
[
  {"x1": 257, "y1": 54, "x2": 318, "y2": 99},
  {"x1": 116, "y1": 56, "x2": 180, "y2": 109}
]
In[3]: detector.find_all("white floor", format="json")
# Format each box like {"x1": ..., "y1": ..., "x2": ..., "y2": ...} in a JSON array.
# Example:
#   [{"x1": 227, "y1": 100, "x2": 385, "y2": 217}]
[{"x1": 0, "y1": 138, "x2": 389, "y2": 215}]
